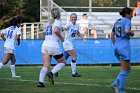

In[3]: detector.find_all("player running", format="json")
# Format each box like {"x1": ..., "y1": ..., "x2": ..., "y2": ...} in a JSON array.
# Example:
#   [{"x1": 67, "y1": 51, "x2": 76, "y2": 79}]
[
  {"x1": 0, "y1": 17, "x2": 21, "y2": 78},
  {"x1": 56, "y1": 13, "x2": 85, "y2": 77},
  {"x1": 37, "y1": 8, "x2": 66, "y2": 87},
  {"x1": 111, "y1": 7, "x2": 134, "y2": 93}
]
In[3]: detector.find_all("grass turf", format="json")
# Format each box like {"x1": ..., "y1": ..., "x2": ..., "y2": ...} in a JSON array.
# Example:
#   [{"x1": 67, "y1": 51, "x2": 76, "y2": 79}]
[{"x1": 0, "y1": 66, "x2": 140, "y2": 93}]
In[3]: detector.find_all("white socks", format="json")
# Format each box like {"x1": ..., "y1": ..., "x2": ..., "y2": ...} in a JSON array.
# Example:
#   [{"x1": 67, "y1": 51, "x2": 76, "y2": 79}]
[
  {"x1": 10, "y1": 65, "x2": 16, "y2": 77},
  {"x1": 39, "y1": 67, "x2": 48, "y2": 83},
  {"x1": 71, "y1": 62, "x2": 76, "y2": 74},
  {"x1": 0, "y1": 63, "x2": 4, "y2": 69},
  {"x1": 51, "y1": 63, "x2": 65, "y2": 74}
]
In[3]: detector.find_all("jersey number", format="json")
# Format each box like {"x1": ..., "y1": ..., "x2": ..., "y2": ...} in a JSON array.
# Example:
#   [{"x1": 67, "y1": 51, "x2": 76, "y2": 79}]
[
  {"x1": 116, "y1": 26, "x2": 122, "y2": 37},
  {"x1": 46, "y1": 26, "x2": 52, "y2": 35},
  {"x1": 71, "y1": 29, "x2": 76, "y2": 37},
  {"x1": 7, "y1": 30, "x2": 13, "y2": 38}
]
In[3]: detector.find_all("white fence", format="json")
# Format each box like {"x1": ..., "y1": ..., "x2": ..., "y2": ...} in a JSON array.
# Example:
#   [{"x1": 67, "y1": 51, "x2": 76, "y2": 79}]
[{"x1": 21, "y1": 23, "x2": 46, "y2": 39}]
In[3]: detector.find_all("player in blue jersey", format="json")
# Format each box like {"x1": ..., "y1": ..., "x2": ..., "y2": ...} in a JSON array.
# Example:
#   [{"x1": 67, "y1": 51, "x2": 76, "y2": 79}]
[
  {"x1": 111, "y1": 7, "x2": 134, "y2": 93},
  {"x1": 37, "y1": 8, "x2": 66, "y2": 87},
  {"x1": 0, "y1": 17, "x2": 21, "y2": 78}
]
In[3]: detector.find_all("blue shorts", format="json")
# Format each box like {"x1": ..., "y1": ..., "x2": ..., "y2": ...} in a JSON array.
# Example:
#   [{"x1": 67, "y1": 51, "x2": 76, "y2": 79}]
[{"x1": 114, "y1": 42, "x2": 130, "y2": 61}]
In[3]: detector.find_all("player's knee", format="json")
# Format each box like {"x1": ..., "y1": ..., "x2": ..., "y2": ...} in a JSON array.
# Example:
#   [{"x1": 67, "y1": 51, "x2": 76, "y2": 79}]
[
  {"x1": 72, "y1": 59, "x2": 76, "y2": 63},
  {"x1": 120, "y1": 70, "x2": 131, "y2": 77}
]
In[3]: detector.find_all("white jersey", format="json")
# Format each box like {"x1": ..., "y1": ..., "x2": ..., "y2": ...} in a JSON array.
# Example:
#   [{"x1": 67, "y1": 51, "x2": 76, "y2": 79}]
[
  {"x1": 42, "y1": 19, "x2": 62, "y2": 48},
  {"x1": 1, "y1": 26, "x2": 21, "y2": 50},
  {"x1": 64, "y1": 22, "x2": 79, "y2": 44}
]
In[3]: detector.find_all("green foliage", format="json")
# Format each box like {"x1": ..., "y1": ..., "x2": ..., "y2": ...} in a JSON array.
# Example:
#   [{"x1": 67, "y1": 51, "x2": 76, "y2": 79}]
[
  {"x1": 0, "y1": 0, "x2": 39, "y2": 29},
  {"x1": 0, "y1": 0, "x2": 139, "y2": 29}
]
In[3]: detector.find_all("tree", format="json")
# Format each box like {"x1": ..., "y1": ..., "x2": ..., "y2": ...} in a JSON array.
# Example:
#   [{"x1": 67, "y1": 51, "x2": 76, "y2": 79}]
[{"x1": 0, "y1": 0, "x2": 40, "y2": 29}]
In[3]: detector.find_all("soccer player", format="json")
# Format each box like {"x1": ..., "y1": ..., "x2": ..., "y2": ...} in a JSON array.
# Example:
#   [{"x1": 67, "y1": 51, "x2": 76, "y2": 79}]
[
  {"x1": 63, "y1": 13, "x2": 85, "y2": 77},
  {"x1": 37, "y1": 8, "x2": 66, "y2": 87},
  {"x1": 111, "y1": 7, "x2": 134, "y2": 93},
  {"x1": 0, "y1": 17, "x2": 21, "y2": 78}
]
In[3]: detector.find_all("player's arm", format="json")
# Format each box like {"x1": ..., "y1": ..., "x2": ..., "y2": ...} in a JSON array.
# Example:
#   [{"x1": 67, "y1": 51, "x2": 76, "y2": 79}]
[
  {"x1": 125, "y1": 21, "x2": 134, "y2": 37},
  {"x1": 16, "y1": 34, "x2": 21, "y2": 45},
  {"x1": 54, "y1": 26, "x2": 64, "y2": 42},
  {"x1": 0, "y1": 32, "x2": 6, "y2": 41},
  {"x1": 62, "y1": 23, "x2": 69, "y2": 31},
  {"x1": 111, "y1": 32, "x2": 115, "y2": 45},
  {"x1": 125, "y1": 28, "x2": 134, "y2": 37},
  {"x1": 77, "y1": 32, "x2": 86, "y2": 41},
  {"x1": 111, "y1": 26, "x2": 115, "y2": 45}
]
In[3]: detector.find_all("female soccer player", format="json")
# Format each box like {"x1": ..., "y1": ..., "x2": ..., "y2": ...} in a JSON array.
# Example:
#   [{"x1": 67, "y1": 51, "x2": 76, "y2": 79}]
[
  {"x1": 63, "y1": 13, "x2": 85, "y2": 77},
  {"x1": 0, "y1": 17, "x2": 21, "y2": 78},
  {"x1": 111, "y1": 7, "x2": 134, "y2": 93},
  {"x1": 37, "y1": 8, "x2": 66, "y2": 87}
]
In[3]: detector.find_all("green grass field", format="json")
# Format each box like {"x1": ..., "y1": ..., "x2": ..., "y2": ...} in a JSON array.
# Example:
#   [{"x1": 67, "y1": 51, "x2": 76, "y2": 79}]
[{"x1": 0, "y1": 66, "x2": 140, "y2": 93}]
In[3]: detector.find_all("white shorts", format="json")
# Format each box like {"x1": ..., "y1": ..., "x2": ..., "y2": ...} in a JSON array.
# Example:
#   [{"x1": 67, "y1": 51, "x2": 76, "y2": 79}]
[
  {"x1": 41, "y1": 46, "x2": 62, "y2": 56},
  {"x1": 63, "y1": 42, "x2": 75, "y2": 51},
  {"x1": 4, "y1": 47, "x2": 14, "y2": 54}
]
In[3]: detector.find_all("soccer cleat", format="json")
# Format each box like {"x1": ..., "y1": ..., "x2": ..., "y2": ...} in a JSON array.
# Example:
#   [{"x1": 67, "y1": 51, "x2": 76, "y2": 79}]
[
  {"x1": 55, "y1": 72, "x2": 58, "y2": 77},
  {"x1": 37, "y1": 82, "x2": 45, "y2": 87},
  {"x1": 111, "y1": 83, "x2": 119, "y2": 93},
  {"x1": 72, "y1": 72, "x2": 81, "y2": 77},
  {"x1": 47, "y1": 72, "x2": 54, "y2": 85},
  {"x1": 12, "y1": 75, "x2": 21, "y2": 78}
]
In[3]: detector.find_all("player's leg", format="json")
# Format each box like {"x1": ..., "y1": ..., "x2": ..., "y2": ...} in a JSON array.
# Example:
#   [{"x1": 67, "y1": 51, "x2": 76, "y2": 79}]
[
  {"x1": 47, "y1": 53, "x2": 66, "y2": 85},
  {"x1": 67, "y1": 49, "x2": 81, "y2": 77},
  {"x1": 55, "y1": 51, "x2": 70, "y2": 77},
  {"x1": 38, "y1": 53, "x2": 51, "y2": 87},
  {"x1": 111, "y1": 47, "x2": 120, "y2": 93},
  {"x1": 38, "y1": 46, "x2": 52, "y2": 87},
  {"x1": 111, "y1": 46, "x2": 131, "y2": 93},
  {"x1": 10, "y1": 54, "x2": 20, "y2": 78},
  {"x1": 0, "y1": 53, "x2": 11, "y2": 69},
  {"x1": 0, "y1": 48, "x2": 14, "y2": 70},
  {"x1": 119, "y1": 60, "x2": 131, "y2": 93}
]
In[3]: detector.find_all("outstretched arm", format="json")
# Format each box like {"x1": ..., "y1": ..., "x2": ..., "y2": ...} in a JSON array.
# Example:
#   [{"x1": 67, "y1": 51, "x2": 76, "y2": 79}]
[{"x1": 77, "y1": 32, "x2": 86, "y2": 41}]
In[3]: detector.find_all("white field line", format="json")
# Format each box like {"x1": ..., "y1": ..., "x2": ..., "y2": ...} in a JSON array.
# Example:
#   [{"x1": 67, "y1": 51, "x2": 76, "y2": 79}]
[{"x1": 0, "y1": 78, "x2": 140, "y2": 91}]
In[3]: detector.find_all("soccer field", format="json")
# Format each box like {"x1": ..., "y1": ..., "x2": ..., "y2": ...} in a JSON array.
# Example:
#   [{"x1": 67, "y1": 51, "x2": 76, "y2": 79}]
[{"x1": 0, "y1": 66, "x2": 140, "y2": 93}]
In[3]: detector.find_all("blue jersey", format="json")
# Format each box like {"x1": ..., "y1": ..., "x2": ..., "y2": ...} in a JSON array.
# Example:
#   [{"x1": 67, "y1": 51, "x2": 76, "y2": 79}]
[
  {"x1": 112, "y1": 17, "x2": 131, "y2": 42},
  {"x1": 112, "y1": 17, "x2": 131, "y2": 61}
]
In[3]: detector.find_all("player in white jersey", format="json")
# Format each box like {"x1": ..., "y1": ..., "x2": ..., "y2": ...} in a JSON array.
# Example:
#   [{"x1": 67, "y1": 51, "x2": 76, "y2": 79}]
[
  {"x1": 55, "y1": 13, "x2": 85, "y2": 77},
  {"x1": 63, "y1": 13, "x2": 85, "y2": 77},
  {"x1": 37, "y1": 8, "x2": 66, "y2": 87},
  {"x1": 0, "y1": 17, "x2": 21, "y2": 78}
]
